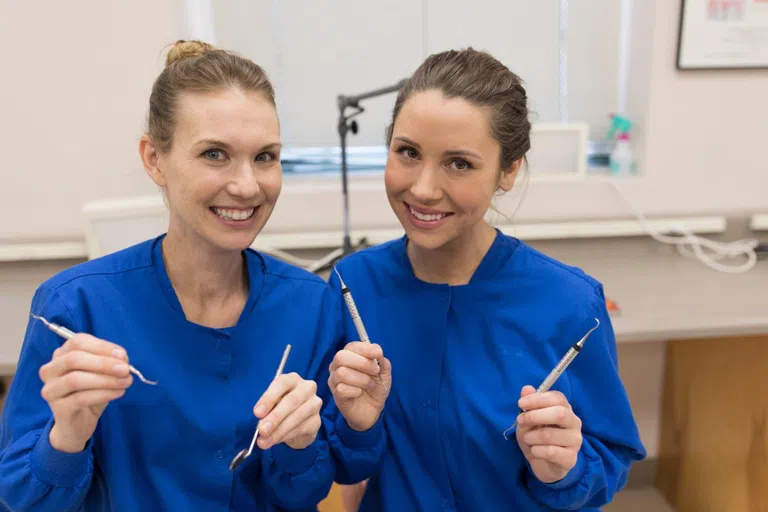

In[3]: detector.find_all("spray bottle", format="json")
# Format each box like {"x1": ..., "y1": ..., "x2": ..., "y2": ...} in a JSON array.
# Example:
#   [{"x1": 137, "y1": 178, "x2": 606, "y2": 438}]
[{"x1": 607, "y1": 114, "x2": 636, "y2": 176}]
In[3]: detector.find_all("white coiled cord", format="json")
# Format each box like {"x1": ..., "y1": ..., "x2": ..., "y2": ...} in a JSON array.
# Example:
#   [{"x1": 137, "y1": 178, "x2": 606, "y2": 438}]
[{"x1": 608, "y1": 180, "x2": 759, "y2": 274}]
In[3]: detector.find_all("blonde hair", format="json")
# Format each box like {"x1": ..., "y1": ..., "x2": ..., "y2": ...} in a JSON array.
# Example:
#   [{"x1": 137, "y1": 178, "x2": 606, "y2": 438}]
[{"x1": 147, "y1": 40, "x2": 276, "y2": 152}]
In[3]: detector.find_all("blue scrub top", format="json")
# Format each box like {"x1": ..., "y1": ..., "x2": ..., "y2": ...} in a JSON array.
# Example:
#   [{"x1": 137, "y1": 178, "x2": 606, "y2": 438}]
[
  {"x1": 0, "y1": 235, "x2": 375, "y2": 511},
  {"x1": 330, "y1": 231, "x2": 646, "y2": 511}
]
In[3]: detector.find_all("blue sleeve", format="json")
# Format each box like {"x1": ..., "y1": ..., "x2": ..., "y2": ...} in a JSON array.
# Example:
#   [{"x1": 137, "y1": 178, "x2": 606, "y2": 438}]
[
  {"x1": 524, "y1": 285, "x2": 646, "y2": 510},
  {"x1": 0, "y1": 286, "x2": 94, "y2": 511},
  {"x1": 259, "y1": 438, "x2": 334, "y2": 509},
  {"x1": 321, "y1": 271, "x2": 387, "y2": 484}
]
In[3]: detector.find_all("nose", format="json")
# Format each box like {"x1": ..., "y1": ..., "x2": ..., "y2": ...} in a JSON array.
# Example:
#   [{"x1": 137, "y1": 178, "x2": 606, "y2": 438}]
[
  {"x1": 409, "y1": 163, "x2": 443, "y2": 203},
  {"x1": 226, "y1": 161, "x2": 261, "y2": 199}
]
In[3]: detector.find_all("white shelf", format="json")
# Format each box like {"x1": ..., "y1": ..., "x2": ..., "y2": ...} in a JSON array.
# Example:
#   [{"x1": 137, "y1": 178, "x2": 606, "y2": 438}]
[
  {"x1": 0, "y1": 241, "x2": 87, "y2": 262},
  {"x1": 501, "y1": 216, "x2": 725, "y2": 240}
]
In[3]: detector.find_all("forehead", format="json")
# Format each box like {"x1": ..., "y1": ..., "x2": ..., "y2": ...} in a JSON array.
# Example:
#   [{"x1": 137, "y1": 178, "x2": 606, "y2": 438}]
[
  {"x1": 393, "y1": 89, "x2": 495, "y2": 152},
  {"x1": 174, "y1": 88, "x2": 280, "y2": 146}
]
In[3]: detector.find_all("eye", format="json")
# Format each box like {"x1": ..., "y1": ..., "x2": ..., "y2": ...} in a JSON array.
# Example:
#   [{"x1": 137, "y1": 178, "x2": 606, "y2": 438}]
[
  {"x1": 255, "y1": 152, "x2": 277, "y2": 163},
  {"x1": 396, "y1": 145, "x2": 419, "y2": 160},
  {"x1": 449, "y1": 158, "x2": 473, "y2": 172},
  {"x1": 202, "y1": 149, "x2": 226, "y2": 161}
]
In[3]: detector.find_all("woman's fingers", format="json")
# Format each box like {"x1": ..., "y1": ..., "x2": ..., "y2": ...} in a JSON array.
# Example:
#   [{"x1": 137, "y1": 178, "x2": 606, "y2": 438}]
[
  {"x1": 523, "y1": 426, "x2": 582, "y2": 448},
  {"x1": 42, "y1": 371, "x2": 133, "y2": 402},
  {"x1": 258, "y1": 394, "x2": 323, "y2": 448},
  {"x1": 528, "y1": 445, "x2": 579, "y2": 470},
  {"x1": 329, "y1": 343, "x2": 381, "y2": 376},
  {"x1": 53, "y1": 388, "x2": 128, "y2": 412},
  {"x1": 40, "y1": 350, "x2": 130, "y2": 382},
  {"x1": 333, "y1": 365, "x2": 376, "y2": 391},
  {"x1": 518, "y1": 405, "x2": 581, "y2": 430},
  {"x1": 253, "y1": 373, "x2": 302, "y2": 419},
  {"x1": 54, "y1": 334, "x2": 129, "y2": 360}
]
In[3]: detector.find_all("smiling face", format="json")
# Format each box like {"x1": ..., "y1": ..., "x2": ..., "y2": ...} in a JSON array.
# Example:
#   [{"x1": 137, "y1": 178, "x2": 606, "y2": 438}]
[
  {"x1": 141, "y1": 87, "x2": 282, "y2": 254},
  {"x1": 384, "y1": 89, "x2": 518, "y2": 252}
]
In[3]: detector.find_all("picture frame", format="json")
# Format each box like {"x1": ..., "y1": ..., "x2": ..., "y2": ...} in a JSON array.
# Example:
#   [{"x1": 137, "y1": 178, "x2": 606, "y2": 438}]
[{"x1": 677, "y1": 0, "x2": 768, "y2": 69}]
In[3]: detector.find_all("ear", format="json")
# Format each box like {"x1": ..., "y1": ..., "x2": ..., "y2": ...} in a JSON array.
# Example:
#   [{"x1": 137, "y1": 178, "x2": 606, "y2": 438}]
[
  {"x1": 139, "y1": 135, "x2": 167, "y2": 187},
  {"x1": 498, "y1": 158, "x2": 522, "y2": 192}
]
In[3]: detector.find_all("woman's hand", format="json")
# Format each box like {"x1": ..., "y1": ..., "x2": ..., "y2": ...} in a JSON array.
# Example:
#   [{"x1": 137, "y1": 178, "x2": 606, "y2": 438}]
[
  {"x1": 515, "y1": 385, "x2": 583, "y2": 484},
  {"x1": 39, "y1": 334, "x2": 133, "y2": 453},
  {"x1": 253, "y1": 373, "x2": 323, "y2": 450},
  {"x1": 329, "y1": 342, "x2": 391, "y2": 432}
]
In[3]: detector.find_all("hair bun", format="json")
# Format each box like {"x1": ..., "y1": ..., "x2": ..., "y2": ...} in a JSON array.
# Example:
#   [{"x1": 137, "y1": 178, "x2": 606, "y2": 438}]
[{"x1": 165, "y1": 40, "x2": 216, "y2": 67}]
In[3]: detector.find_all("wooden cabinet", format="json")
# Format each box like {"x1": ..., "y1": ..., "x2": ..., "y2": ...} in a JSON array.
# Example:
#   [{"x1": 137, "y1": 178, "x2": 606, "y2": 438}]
[
  {"x1": 657, "y1": 335, "x2": 768, "y2": 512},
  {"x1": 318, "y1": 483, "x2": 346, "y2": 512}
]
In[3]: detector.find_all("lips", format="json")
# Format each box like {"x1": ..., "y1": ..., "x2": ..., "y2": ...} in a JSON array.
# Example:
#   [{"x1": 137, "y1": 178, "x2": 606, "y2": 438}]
[
  {"x1": 210, "y1": 207, "x2": 256, "y2": 221},
  {"x1": 404, "y1": 202, "x2": 453, "y2": 230},
  {"x1": 409, "y1": 205, "x2": 448, "y2": 222}
]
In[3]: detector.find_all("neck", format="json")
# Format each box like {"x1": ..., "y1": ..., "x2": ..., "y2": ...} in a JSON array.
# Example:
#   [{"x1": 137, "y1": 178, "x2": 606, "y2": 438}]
[
  {"x1": 162, "y1": 228, "x2": 249, "y2": 328},
  {"x1": 407, "y1": 221, "x2": 497, "y2": 286}
]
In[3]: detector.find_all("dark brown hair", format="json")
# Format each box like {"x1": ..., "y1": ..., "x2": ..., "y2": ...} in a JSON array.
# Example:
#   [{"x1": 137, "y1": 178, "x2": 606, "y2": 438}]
[
  {"x1": 387, "y1": 48, "x2": 531, "y2": 171},
  {"x1": 147, "y1": 40, "x2": 275, "y2": 152}
]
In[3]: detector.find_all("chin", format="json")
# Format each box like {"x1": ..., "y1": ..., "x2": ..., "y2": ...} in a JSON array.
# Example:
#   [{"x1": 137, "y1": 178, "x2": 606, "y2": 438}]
[
  {"x1": 212, "y1": 235, "x2": 257, "y2": 253},
  {"x1": 401, "y1": 224, "x2": 455, "y2": 252},
  {"x1": 200, "y1": 226, "x2": 264, "y2": 253}
]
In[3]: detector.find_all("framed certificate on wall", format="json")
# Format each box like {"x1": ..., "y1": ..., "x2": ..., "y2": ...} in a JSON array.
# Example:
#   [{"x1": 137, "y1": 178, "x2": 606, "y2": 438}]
[{"x1": 677, "y1": 0, "x2": 768, "y2": 69}]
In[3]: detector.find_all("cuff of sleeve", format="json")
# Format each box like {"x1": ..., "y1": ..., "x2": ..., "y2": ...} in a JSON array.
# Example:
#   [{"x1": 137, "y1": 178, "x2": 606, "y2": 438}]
[
  {"x1": 334, "y1": 412, "x2": 383, "y2": 451},
  {"x1": 270, "y1": 440, "x2": 320, "y2": 475},
  {"x1": 530, "y1": 449, "x2": 587, "y2": 491},
  {"x1": 31, "y1": 420, "x2": 93, "y2": 488}
]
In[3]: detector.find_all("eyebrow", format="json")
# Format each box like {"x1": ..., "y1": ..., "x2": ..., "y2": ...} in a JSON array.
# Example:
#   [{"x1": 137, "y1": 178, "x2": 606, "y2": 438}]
[
  {"x1": 195, "y1": 139, "x2": 282, "y2": 152},
  {"x1": 393, "y1": 136, "x2": 482, "y2": 160},
  {"x1": 394, "y1": 136, "x2": 421, "y2": 149}
]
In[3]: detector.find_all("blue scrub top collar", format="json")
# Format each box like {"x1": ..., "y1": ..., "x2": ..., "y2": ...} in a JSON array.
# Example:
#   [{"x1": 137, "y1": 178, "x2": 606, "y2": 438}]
[{"x1": 396, "y1": 228, "x2": 520, "y2": 286}]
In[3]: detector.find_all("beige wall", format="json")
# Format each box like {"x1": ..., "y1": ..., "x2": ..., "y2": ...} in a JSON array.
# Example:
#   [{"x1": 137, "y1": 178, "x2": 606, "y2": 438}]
[
  {"x1": 0, "y1": 0, "x2": 180, "y2": 241},
  {"x1": 639, "y1": 0, "x2": 768, "y2": 214}
]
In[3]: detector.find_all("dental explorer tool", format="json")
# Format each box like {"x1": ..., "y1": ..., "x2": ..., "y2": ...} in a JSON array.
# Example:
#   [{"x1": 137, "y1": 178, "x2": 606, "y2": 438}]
[
  {"x1": 230, "y1": 344, "x2": 292, "y2": 471},
  {"x1": 30, "y1": 314, "x2": 157, "y2": 385},
  {"x1": 334, "y1": 268, "x2": 388, "y2": 391},
  {"x1": 503, "y1": 317, "x2": 600, "y2": 440}
]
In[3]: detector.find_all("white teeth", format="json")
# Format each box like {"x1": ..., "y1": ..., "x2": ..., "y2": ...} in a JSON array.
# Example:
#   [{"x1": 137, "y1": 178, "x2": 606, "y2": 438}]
[
  {"x1": 212, "y1": 207, "x2": 255, "y2": 221},
  {"x1": 410, "y1": 206, "x2": 447, "y2": 222}
]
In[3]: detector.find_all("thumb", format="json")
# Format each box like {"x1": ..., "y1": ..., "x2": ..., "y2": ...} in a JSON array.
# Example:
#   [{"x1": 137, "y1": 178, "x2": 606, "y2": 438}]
[{"x1": 520, "y1": 385, "x2": 537, "y2": 398}]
